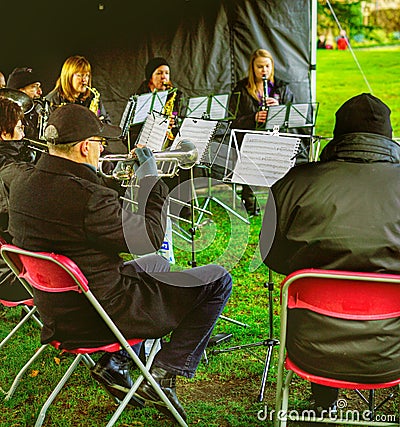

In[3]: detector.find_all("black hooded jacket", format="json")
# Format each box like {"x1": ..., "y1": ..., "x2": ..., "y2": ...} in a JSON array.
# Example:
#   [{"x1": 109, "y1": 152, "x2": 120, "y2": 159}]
[{"x1": 260, "y1": 132, "x2": 400, "y2": 275}]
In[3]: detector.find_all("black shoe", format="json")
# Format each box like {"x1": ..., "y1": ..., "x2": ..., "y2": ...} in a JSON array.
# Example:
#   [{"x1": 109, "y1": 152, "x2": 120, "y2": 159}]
[
  {"x1": 91, "y1": 352, "x2": 144, "y2": 408},
  {"x1": 136, "y1": 366, "x2": 187, "y2": 422}
]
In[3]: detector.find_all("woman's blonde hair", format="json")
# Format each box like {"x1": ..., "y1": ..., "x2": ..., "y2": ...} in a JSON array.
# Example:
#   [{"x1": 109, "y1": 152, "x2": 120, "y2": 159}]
[
  {"x1": 246, "y1": 49, "x2": 275, "y2": 101},
  {"x1": 54, "y1": 55, "x2": 92, "y2": 103}
]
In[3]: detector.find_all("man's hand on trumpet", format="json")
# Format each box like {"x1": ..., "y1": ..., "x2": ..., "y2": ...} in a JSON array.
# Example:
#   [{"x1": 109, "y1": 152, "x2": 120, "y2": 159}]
[{"x1": 131, "y1": 145, "x2": 158, "y2": 179}]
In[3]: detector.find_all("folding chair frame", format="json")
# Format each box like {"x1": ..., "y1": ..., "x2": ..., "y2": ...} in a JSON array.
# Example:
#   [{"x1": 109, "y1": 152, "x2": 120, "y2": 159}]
[
  {"x1": 1, "y1": 244, "x2": 188, "y2": 427},
  {"x1": 275, "y1": 269, "x2": 400, "y2": 427},
  {"x1": 0, "y1": 286, "x2": 50, "y2": 400}
]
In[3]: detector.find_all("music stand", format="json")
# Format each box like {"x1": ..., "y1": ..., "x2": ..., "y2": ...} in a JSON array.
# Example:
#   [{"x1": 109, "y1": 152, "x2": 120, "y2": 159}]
[
  {"x1": 257, "y1": 102, "x2": 319, "y2": 132},
  {"x1": 214, "y1": 128, "x2": 307, "y2": 401},
  {"x1": 172, "y1": 117, "x2": 249, "y2": 226},
  {"x1": 118, "y1": 91, "x2": 170, "y2": 150},
  {"x1": 183, "y1": 92, "x2": 240, "y2": 121}
]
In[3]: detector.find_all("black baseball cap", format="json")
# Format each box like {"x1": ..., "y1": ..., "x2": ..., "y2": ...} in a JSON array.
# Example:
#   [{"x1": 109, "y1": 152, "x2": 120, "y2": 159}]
[{"x1": 44, "y1": 104, "x2": 121, "y2": 144}]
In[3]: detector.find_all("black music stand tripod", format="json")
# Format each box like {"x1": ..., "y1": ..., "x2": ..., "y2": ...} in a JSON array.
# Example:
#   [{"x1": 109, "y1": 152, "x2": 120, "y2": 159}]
[{"x1": 210, "y1": 267, "x2": 279, "y2": 402}]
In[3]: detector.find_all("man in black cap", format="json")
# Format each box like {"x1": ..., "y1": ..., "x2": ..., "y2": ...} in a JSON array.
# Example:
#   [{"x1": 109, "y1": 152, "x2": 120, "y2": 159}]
[
  {"x1": 8, "y1": 104, "x2": 232, "y2": 422},
  {"x1": 260, "y1": 93, "x2": 399, "y2": 412},
  {"x1": 7, "y1": 67, "x2": 45, "y2": 140}
]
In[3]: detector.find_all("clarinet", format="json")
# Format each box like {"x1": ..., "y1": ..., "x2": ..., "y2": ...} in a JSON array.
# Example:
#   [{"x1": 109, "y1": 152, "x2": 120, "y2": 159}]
[{"x1": 261, "y1": 75, "x2": 268, "y2": 111}]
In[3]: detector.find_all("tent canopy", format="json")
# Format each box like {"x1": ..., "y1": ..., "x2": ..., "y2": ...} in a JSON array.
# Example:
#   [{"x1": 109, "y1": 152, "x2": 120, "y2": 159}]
[{"x1": 3, "y1": 0, "x2": 315, "y2": 124}]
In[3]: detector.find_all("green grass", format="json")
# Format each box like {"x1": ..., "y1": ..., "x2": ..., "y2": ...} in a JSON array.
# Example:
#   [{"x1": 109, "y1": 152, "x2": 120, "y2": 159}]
[
  {"x1": 315, "y1": 46, "x2": 400, "y2": 142},
  {"x1": 1, "y1": 47, "x2": 400, "y2": 426}
]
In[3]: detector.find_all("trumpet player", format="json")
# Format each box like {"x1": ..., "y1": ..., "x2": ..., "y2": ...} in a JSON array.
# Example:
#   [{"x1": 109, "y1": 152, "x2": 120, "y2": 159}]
[
  {"x1": 45, "y1": 55, "x2": 111, "y2": 124},
  {"x1": 8, "y1": 104, "x2": 232, "y2": 422}
]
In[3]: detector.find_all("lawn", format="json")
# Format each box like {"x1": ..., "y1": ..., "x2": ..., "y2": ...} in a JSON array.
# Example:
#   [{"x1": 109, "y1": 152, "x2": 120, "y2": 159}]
[{"x1": 0, "y1": 46, "x2": 400, "y2": 427}]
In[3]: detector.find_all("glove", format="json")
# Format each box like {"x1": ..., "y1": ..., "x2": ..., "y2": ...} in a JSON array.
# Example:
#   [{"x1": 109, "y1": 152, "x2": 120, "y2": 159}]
[{"x1": 133, "y1": 147, "x2": 158, "y2": 180}]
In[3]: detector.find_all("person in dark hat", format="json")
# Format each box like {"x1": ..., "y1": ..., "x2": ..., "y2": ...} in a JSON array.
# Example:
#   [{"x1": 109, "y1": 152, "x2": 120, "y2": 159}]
[
  {"x1": 130, "y1": 56, "x2": 183, "y2": 146},
  {"x1": 7, "y1": 67, "x2": 44, "y2": 141},
  {"x1": 7, "y1": 67, "x2": 42, "y2": 100},
  {"x1": 259, "y1": 93, "x2": 399, "y2": 413},
  {"x1": 8, "y1": 103, "x2": 232, "y2": 422},
  {"x1": 131, "y1": 57, "x2": 191, "y2": 219}
]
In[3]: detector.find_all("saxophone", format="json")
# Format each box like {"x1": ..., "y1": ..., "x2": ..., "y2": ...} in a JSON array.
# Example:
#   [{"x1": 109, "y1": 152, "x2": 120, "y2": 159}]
[
  {"x1": 162, "y1": 82, "x2": 178, "y2": 147},
  {"x1": 86, "y1": 86, "x2": 101, "y2": 118}
]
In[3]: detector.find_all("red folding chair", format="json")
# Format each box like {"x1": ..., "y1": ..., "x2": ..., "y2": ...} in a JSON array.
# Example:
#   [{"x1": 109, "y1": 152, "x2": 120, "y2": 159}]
[
  {"x1": 1, "y1": 244, "x2": 188, "y2": 427},
  {"x1": 275, "y1": 269, "x2": 400, "y2": 427},
  {"x1": 0, "y1": 246, "x2": 50, "y2": 400}
]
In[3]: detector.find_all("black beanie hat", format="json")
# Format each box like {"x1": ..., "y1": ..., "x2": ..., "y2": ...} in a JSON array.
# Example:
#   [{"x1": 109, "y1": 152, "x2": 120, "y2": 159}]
[
  {"x1": 145, "y1": 57, "x2": 170, "y2": 81},
  {"x1": 7, "y1": 67, "x2": 40, "y2": 90},
  {"x1": 333, "y1": 93, "x2": 392, "y2": 139}
]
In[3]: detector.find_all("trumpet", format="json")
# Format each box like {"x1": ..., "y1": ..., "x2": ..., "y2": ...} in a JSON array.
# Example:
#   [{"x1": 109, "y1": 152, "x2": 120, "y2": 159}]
[{"x1": 98, "y1": 139, "x2": 198, "y2": 184}]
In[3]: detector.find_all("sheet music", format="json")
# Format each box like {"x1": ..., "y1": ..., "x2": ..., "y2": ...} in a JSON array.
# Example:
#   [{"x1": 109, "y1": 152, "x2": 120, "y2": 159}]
[
  {"x1": 136, "y1": 112, "x2": 169, "y2": 152},
  {"x1": 133, "y1": 93, "x2": 153, "y2": 124},
  {"x1": 210, "y1": 94, "x2": 229, "y2": 119},
  {"x1": 172, "y1": 118, "x2": 218, "y2": 162},
  {"x1": 152, "y1": 91, "x2": 168, "y2": 114},
  {"x1": 187, "y1": 96, "x2": 208, "y2": 118},
  {"x1": 265, "y1": 105, "x2": 287, "y2": 129},
  {"x1": 132, "y1": 91, "x2": 169, "y2": 124},
  {"x1": 288, "y1": 103, "x2": 309, "y2": 127},
  {"x1": 231, "y1": 133, "x2": 300, "y2": 187}
]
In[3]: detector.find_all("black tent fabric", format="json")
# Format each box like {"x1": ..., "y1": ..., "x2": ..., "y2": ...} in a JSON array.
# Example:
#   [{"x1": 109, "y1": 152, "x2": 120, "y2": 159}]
[{"x1": 3, "y1": 0, "x2": 312, "y2": 125}]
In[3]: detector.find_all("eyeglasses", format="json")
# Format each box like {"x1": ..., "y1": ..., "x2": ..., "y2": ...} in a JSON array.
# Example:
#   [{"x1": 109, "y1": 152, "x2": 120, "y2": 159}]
[
  {"x1": 88, "y1": 138, "x2": 108, "y2": 148},
  {"x1": 74, "y1": 73, "x2": 90, "y2": 80}
]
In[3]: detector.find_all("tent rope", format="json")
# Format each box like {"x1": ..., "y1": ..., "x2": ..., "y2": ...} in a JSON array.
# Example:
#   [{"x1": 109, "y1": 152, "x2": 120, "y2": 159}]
[{"x1": 325, "y1": 0, "x2": 374, "y2": 94}]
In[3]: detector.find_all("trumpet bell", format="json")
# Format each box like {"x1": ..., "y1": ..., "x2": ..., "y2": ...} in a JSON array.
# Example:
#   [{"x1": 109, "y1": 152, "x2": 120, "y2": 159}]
[
  {"x1": 98, "y1": 139, "x2": 198, "y2": 185},
  {"x1": 166, "y1": 139, "x2": 198, "y2": 169},
  {"x1": 0, "y1": 88, "x2": 34, "y2": 114}
]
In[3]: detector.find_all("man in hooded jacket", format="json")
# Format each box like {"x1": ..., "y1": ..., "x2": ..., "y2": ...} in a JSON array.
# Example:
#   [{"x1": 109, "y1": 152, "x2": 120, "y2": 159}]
[{"x1": 260, "y1": 93, "x2": 399, "y2": 412}]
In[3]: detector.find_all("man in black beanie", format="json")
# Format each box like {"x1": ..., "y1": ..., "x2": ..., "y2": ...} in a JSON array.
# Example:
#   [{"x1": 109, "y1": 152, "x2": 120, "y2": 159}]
[
  {"x1": 7, "y1": 67, "x2": 44, "y2": 140},
  {"x1": 259, "y1": 93, "x2": 399, "y2": 412}
]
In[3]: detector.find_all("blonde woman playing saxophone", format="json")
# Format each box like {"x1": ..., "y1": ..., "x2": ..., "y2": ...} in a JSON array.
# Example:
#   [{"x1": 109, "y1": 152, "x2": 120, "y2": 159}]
[{"x1": 45, "y1": 55, "x2": 112, "y2": 124}]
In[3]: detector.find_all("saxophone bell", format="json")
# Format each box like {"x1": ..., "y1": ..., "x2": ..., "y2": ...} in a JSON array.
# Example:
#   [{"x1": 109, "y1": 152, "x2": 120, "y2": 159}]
[{"x1": 85, "y1": 85, "x2": 101, "y2": 116}]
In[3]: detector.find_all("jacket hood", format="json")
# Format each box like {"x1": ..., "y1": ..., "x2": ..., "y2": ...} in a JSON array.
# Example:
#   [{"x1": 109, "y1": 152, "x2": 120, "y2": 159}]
[{"x1": 320, "y1": 132, "x2": 400, "y2": 163}]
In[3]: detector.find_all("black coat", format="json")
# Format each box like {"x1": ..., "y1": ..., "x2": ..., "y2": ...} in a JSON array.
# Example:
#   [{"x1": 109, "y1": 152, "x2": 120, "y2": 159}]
[
  {"x1": 231, "y1": 77, "x2": 294, "y2": 130},
  {"x1": 0, "y1": 141, "x2": 34, "y2": 300},
  {"x1": 260, "y1": 132, "x2": 400, "y2": 275},
  {"x1": 260, "y1": 132, "x2": 400, "y2": 383},
  {"x1": 45, "y1": 89, "x2": 111, "y2": 124},
  {"x1": 8, "y1": 153, "x2": 169, "y2": 347}
]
